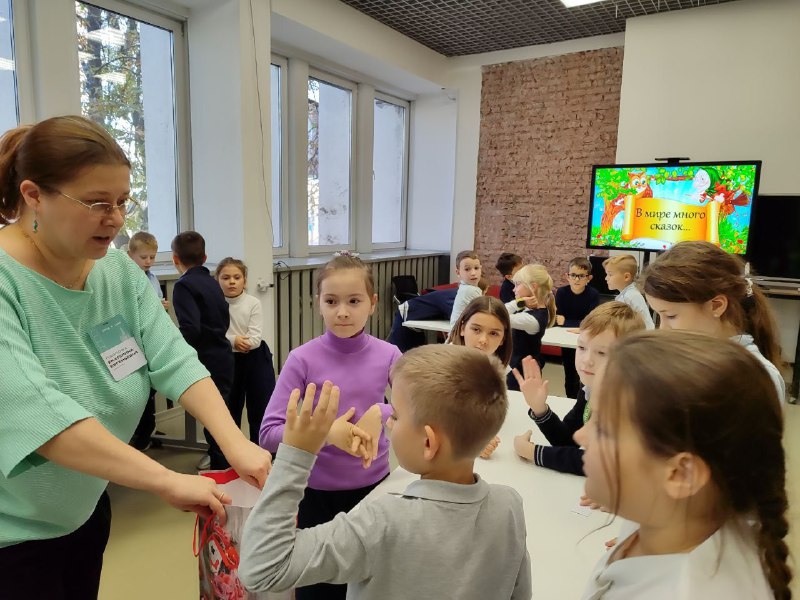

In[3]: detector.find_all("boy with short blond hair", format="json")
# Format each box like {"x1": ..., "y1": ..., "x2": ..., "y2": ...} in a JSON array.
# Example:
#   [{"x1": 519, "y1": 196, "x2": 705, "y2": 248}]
[
  {"x1": 602, "y1": 254, "x2": 654, "y2": 329},
  {"x1": 239, "y1": 344, "x2": 531, "y2": 599},
  {"x1": 513, "y1": 301, "x2": 645, "y2": 475},
  {"x1": 127, "y1": 231, "x2": 168, "y2": 450}
]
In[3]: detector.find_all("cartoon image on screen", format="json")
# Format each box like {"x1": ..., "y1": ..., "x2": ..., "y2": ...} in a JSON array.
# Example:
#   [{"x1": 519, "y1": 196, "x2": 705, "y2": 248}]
[{"x1": 588, "y1": 163, "x2": 759, "y2": 254}]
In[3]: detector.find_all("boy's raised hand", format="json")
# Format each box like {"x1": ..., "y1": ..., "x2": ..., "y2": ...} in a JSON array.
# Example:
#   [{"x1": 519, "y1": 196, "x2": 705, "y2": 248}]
[
  {"x1": 513, "y1": 356, "x2": 549, "y2": 416},
  {"x1": 284, "y1": 381, "x2": 341, "y2": 455}
]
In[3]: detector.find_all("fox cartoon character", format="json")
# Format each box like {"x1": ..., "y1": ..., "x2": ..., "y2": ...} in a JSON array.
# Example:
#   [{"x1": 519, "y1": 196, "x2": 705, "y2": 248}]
[{"x1": 600, "y1": 171, "x2": 652, "y2": 233}]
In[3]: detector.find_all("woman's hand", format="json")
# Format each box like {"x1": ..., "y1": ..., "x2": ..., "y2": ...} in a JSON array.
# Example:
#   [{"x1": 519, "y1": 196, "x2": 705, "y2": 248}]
[
  {"x1": 480, "y1": 436, "x2": 500, "y2": 459},
  {"x1": 156, "y1": 471, "x2": 232, "y2": 524},
  {"x1": 556, "y1": 315, "x2": 565, "y2": 326},
  {"x1": 222, "y1": 440, "x2": 272, "y2": 489},
  {"x1": 512, "y1": 356, "x2": 549, "y2": 416}
]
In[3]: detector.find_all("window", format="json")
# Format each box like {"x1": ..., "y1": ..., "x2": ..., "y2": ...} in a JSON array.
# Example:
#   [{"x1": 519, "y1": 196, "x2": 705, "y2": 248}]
[
  {"x1": 372, "y1": 95, "x2": 408, "y2": 245},
  {"x1": 76, "y1": 1, "x2": 183, "y2": 250},
  {"x1": 0, "y1": 0, "x2": 17, "y2": 132},
  {"x1": 307, "y1": 74, "x2": 353, "y2": 248},
  {"x1": 270, "y1": 59, "x2": 286, "y2": 252}
]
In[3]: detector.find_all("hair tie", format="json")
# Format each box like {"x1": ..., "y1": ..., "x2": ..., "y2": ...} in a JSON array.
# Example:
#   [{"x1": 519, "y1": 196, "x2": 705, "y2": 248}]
[{"x1": 334, "y1": 250, "x2": 360, "y2": 258}]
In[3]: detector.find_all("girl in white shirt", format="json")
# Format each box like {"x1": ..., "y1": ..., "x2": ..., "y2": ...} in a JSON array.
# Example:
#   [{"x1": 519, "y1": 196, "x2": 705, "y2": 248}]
[
  {"x1": 574, "y1": 330, "x2": 790, "y2": 600},
  {"x1": 641, "y1": 241, "x2": 785, "y2": 403},
  {"x1": 448, "y1": 296, "x2": 513, "y2": 458},
  {"x1": 216, "y1": 258, "x2": 276, "y2": 443}
]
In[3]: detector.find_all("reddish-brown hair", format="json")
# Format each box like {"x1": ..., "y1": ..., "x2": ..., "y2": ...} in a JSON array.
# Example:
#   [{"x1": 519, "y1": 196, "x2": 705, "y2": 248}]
[
  {"x1": 597, "y1": 330, "x2": 790, "y2": 599},
  {"x1": 641, "y1": 241, "x2": 782, "y2": 367},
  {"x1": 0, "y1": 116, "x2": 130, "y2": 224}
]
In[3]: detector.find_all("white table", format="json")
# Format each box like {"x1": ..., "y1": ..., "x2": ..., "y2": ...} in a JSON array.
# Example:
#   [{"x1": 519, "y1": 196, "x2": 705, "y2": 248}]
[
  {"x1": 402, "y1": 319, "x2": 579, "y2": 350},
  {"x1": 365, "y1": 392, "x2": 611, "y2": 599},
  {"x1": 541, "y1": 326, "x2": 579, "y2": 349},
  {"x1": 402, "y1": 319, "x2": 452, "y2": 333}
]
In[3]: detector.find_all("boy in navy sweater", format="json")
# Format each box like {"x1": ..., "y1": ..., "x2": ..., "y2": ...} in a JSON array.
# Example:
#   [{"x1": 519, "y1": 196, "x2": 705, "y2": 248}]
[
  {"x1": 512, "y1": 302, "x2": 644, "y2": 476},
  {"x1": 554, "y1": 257, "x2": 600, "y2": 398},
  {"x1": 496, "y1": 252, "x2": 523, "y2": 303},
  {"x1": 171, "y1": 231, "x2": 234, "y2": 469}
]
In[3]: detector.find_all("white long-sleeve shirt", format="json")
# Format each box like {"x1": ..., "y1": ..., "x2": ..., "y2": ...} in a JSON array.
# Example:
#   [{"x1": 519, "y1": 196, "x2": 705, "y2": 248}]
[
  {"x1": 449, "y1": 282, "x2": 483, "y2": 328},
  {"x1": 582, "y1": 518, "x2": 772, "y2": 599},
  {"x1": 504, "y1": 300, "x2": 543, "y2": 335},
  {"x1": 225, "y1": 292, "x2": 262, "y2": 352},
  {"x1": 616, "y1": 284, "x2": 655, "y2": 329}
]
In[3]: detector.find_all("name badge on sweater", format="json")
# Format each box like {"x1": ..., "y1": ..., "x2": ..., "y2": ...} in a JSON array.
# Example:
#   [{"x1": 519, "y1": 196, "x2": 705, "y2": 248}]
[{"x1": 88, "y1": 315, "x2": 147, "y2": 381}]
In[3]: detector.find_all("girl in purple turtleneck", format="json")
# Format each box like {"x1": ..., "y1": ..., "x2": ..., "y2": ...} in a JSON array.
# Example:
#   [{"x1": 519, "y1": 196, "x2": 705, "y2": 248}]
[{"x1": 259, "y1": 254, "x2": 401, "y2": 600}]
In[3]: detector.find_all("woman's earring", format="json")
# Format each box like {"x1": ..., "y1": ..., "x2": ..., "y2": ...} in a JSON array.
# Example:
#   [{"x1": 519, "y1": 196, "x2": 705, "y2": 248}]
[{"x1": 33, "y1": 211, "x2": 39, "y2": 234}]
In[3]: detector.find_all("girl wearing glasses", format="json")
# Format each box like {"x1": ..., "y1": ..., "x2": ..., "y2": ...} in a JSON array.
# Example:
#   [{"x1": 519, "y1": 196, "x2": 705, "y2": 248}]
[{"x1": 0, "y1": 115, "x2": 271, "y2": 599}]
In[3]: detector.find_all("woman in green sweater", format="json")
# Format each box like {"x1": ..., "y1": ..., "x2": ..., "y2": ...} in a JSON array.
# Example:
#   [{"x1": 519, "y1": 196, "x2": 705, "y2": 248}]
[{"x1": 0, "y1": 116, "x2": 271, "y2": 599}]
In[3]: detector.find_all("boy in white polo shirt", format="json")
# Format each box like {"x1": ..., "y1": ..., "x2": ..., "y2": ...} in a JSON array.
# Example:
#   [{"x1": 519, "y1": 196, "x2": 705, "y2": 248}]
[
  {"x1": 239, "y1": 344, "x2": 531, "y2": 599},
  {"x1": 603, "y1": 254, "x2": 654, "y2": 329}
]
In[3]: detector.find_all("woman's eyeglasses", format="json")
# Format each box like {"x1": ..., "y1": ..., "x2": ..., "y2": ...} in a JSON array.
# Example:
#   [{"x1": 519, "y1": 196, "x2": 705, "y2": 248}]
[{"x1": 55, "y1": 189, "x2": 138, "y2": 217}]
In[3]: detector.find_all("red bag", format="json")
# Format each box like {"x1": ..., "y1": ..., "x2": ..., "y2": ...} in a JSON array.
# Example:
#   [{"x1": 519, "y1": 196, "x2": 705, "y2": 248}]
[{"x1": 194, "y1": 469, "x2": 289, "y2": 600}]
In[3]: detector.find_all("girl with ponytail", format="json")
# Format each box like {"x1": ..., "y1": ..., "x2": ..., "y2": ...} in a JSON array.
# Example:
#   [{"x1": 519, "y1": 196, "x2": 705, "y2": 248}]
[
  {"x1": 641, "y1": 240, "x2": 786, "y2": 403},
  {"x1": 504, "y1": 263, "x2": 556, "y2": 391},
  {"x1": 575, "y1": 330, "x2": 791, "y2": 599}
]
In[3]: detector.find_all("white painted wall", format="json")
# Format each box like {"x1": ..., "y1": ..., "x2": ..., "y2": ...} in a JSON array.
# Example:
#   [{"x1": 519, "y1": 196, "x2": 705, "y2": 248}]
[
  {"x1": 617, "y1": 0, "x2": 800, "y2": 195},
  {"x1": 187, "y1": 0, "x2": 275, "y2": 348},
  {"x1": 616, "y1": 0, "x2": 800, "y2": 362},
  {"x1": 407, "y1": 92, "x2": 457, "y2": 252}
]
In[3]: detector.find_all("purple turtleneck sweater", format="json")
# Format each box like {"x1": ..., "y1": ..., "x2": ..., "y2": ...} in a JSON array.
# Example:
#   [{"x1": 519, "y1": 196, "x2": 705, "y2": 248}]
[{"x1": 259, "y1": 330, "x2": 401, "y2": 491}]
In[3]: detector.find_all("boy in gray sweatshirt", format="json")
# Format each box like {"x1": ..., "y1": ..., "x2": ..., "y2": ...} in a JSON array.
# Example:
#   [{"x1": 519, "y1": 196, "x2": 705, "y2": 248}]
[{"x1": 239, "y1": 344, "x2": 531, "y2": 599}]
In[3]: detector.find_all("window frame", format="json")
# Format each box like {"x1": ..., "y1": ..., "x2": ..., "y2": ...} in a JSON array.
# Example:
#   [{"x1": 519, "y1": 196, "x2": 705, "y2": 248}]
[
  {"x1": 371, "y1": 90, "x2": 410, "y2": 250},
  {"x1": 271, "y1": 54, "x2": 289, "y2": 256},
  {"x1": 306, "y1": 67, "x2": 357, "y2": 255},
  {"x1": 75, "y1": 0, "x2": 191, "y2": 263}
]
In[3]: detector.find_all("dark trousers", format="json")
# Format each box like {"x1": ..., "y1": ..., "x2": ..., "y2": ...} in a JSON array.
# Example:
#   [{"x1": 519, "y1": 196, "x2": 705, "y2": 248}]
[
  {"x1": 132, "y1": 388, "x2": 156, "y2": 442},
  {"x1": 561, "y1": 348, "x2": 580, "y2": 399},
  {"x1": 295, "y1": 478, "x2": 386, "y2": 600},
  {"x1": 0, "y1": 492, "x2": 111, "y2": 599},
  {"x1": 207, "y1": 373, "x2": 233, "y2": 470},
  {"x1": 230, "y1": 342, "x2": 276, "y2": 443}
]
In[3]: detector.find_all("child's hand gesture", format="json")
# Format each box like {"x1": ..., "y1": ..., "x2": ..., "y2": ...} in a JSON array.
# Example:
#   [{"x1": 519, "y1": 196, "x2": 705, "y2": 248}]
[
  {"x1": 234, "y1": 335, "x2": 251, "y2": 353},
  {"x1": 480, "y1": 435, "x2": 500, "y2": 459},
  {"x1": 512, "y1": 356, "x2": 549, "y2": 416},
  {"x1": 326, "y1": 407, "x2": 372, "y2": 461},
  {"x1": 556, "y1": 315, "x2": 565, "y2": 326},
  {"x1": 284, "y1": 381, "x2": 341, "y2": 455},
  {"x1": 513, "y1": 430, "x2": 535, "y2": 461},
  {"x1": 354, "y1": 404, "x2": 383, "y2": 469},
  {"x1": 161, "y1": 299, "x2": 170, "y2": 311}
]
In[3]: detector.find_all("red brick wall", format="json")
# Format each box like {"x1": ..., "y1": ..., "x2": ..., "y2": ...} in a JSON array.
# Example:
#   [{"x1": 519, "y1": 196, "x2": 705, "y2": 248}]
[{"x1": 475, "y1": 48, "x2": 623, "y2": 286}]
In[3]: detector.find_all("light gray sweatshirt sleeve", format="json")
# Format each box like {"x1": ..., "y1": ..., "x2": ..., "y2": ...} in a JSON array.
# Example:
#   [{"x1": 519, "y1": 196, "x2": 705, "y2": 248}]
[
  {"x1": 238, "y1": 443, "x2": 381, "y2": 592},
  {"x1": 511, "y1": 547, "x2": 532, "y2": 599}
]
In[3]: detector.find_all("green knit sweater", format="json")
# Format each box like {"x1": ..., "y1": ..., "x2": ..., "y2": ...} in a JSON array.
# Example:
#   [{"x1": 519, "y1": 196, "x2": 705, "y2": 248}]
[{"x1": 0, "y1": 248, "x2": 209, "y2": 547}]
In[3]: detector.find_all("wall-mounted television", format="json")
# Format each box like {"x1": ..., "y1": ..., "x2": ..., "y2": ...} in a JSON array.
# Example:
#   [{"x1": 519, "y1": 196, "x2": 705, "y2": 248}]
[
  {"x1": 747, "y1": 195, "x2": 800, "y2": 281},
  {"x1": 586, "y1": 161, "x2": 761, "y2": 254}
]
